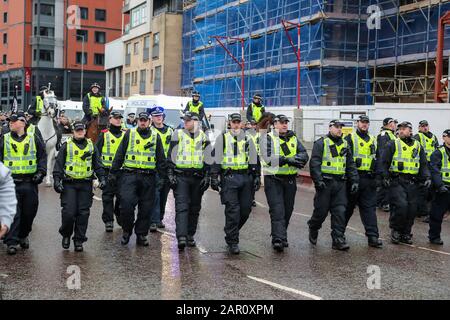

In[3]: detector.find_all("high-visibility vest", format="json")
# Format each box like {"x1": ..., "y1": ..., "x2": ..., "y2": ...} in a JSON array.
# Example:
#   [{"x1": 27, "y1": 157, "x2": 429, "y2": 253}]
[
  {"x1": 154, "y1": 126, "x2": 173, "y2": 157},
  {"x1": 418, "y1": 132, "x2": 438, "y2": 162},
  {"x1": 3, "y1": 133, "x2": 37, "y2": 175},
  {"x1": 251, "y1": 103, "x2": 264, "y2": 123},
  {"x1": 264, "y1": 132, "x2": 298, "y2": 175},
  {"x1": 222, "y1": 132, "x2": 248, "y2": 170},
  {"x1": 187, "y1": 101, "x2": 203, "y2": 115},
  {"x1": 321, "y1": 137, "x2": 348, "y2": 175},
  {"x1": 351, "y1": 132, "x2": 376, "y2": 171},
  {"x1": 88, "y1": 93, "x2": 103, "y2": 116},
  {"x1": 246, "y1": 130, "x2": 260, "y2": 154},
  {"x1": 65, "y1": 138, "x2": 94, "y2": 179},
  {"x1": 439, "y1": 146, "x2": 450, "y2": 183},
  {"x1": 390, "y1": 138, "x2": 421, "y2": 175},
  {"x1": 381, "y1": 129, "x2": 396, "y2": 141},
  {"x1": 36, "y1": 96, "x2": 44, "y2": 114},
  {"x1": 123, "y1": 128, "x2": 158, "y2": 170},
  {"x1": 27, "y1": 124, "x2": 36, "y2": 136},
  {"x1": 175, "y1": 130, "x2": 206, "y2": 169},
  {"x1": 101, "y1": 130, "x2": 125, "y2": 168}
]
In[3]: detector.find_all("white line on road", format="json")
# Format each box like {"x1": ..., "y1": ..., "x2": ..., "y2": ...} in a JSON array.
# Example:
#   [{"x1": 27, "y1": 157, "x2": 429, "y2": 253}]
[{"x1": 247, "y1": 275, "x2": 322, "y2": 300}]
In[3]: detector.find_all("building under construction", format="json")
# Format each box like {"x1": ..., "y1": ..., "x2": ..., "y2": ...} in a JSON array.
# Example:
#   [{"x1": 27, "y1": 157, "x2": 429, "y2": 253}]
[{"x1": 181, "y1": 0, "x2": 450, "y2": 107}]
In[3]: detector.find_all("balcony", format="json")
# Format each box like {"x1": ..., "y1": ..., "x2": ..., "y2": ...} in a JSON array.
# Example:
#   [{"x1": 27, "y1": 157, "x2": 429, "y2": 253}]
[{"x1": 29, "y1": 35, "x2": 61, "y2": 46}]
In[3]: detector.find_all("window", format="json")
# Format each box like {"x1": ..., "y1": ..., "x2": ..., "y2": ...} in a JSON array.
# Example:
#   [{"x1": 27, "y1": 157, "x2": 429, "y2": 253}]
[
  {"x1": 124, "y1": 73, "x2": 131, "y2": 96},
  {"x1": 3, "y1": 33, "x2": 7, "y2": 44},
  {"x1": 134, "y1": 42, "x2": 139, "y2": 55},
  {"x1": 40, "y1": 4, "x2": 54, "y2": 16},
  {"x1": 95, "y1": 9, "x2": 106, "y2": 21},
  {"x1": 152, "y1": 33, "x2": 160, "y2": 59},
  {"x1": 125, "y1": 43, "x2": 131, "y2": 66},
  {"x1": 3, "y1": 12, "x2": 7, "y2": 23},
  {"x1": 94, "y1": 53, "x2": 104, "y2": 66},
  {"x1": 76, "y1": 52, "x2": 87, "y2": 64},
  {"x1": 95, "y1": 31, "x2": 106, "y2": 44},
  {"x1": 131, "y1": 71, "x2": 138, "y2": 86},
  {"x1": 2, "y1": 55, "x2": 6, "y2": 65},
  {"x1": 143, "y1": 36, "x2": 150, "y2": 61},
  {"x1": 130, "y1": 3, "x2": 147, "y2": 28},
  {"x1": 80, "y1": 7, "x2": 88, "y2": 20},
  {"x1": 76, "y1": 29, "x2": 88, "y2": 42},
  {"x1": 154, "y1": 66, "x2": 161, "y2": 93},
  {"x1": 139, "y1": 70, "x2": 146, "y2": 94},
  {"x1": 35, "y1": 27, "x2": 54, "y2": 37},
  {"x1": 39, "y1": 49, "x2": 54, "y2": 62}
]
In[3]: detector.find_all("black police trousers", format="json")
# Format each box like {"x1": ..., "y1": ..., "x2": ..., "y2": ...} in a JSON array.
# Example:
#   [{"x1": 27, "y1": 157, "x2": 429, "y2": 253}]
[
  {"x1": 428, "y1": 189, "x2": 450, "y2": 240},
  {"x1": 264, "y1": 175, "x2": 297, "y2": 243},
  {"x1": 417, "y1": 184, "x2": 432, "y2": 217},
  {"x1": 220, "y1": 173, "x2": 253, "y2": 245},
  {"x1": 376, "y1": 184, "x2": 389, "y2": 208},
  {"x1": 102, "y1": 170, "x2": 121, "y2": 225},
  {"x1": 59, "y1": 180, "x2": 93, "y2": 242},
  {"x1": 174, "y1": 174, "x2": 204, "y2": 239},
  {"x1": 151, "y1": 174, "x2": 171, "y2": 224},
  {"x1": 345, "y1": 174, "x2": 379, "y2": 238},
  {"x1": 388, "y1": 177, "x2": 419, "y2": 235},
  {"x1": 308, "y1": 178, "x2": 347, "y2": 240},
  {"x1": 4, "y1": 181, "x2": 39, "y2": 246},
  {"x1": 119, "y1": 172, "x2": 155, "y2": 236}
]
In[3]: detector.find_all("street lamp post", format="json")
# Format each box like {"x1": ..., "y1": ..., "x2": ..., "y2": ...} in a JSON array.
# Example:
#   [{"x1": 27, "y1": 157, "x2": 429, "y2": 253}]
[{"x1": 209, "y1": 36, "x2": 246, "y2": 110}]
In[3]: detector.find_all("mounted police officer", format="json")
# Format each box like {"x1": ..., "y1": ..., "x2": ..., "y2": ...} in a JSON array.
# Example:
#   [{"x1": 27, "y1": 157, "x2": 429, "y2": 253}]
[
  {"x1": 261, "y1": 114, "x2": 309, "y2": 252},
  {"x1": 184, "y1": 91, "x2": 210, "y2": 129},
  {"x1": 211, "y1": 113, "x2": 260, "y2": 254},
  {"x1": 246, "y1": 94, "x2": 266, "y2": 124},
  {"x1": 96, "y1": 111, "x2": 126, "y2": 232},
  {"x1": 53, "y1": 121, "x2": 106, "y2": 252},
  {"x1": 381, "y1": 121, "x2": 430, "y2": 245},
  {"x1": 28, "y1": 86, "x2": 48, "y2": 125},
  {"x1": 82, "y1": 83, "x2": 106, "y2": 124},
  {"x1": 0, "y1": 112, "x2": 47, "y2": 255}
]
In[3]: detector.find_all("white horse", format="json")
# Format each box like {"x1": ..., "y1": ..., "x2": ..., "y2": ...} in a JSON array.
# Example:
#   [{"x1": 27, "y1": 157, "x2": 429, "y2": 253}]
[{"x1": 37, "y1": 91, "x2": 59, "y2": 186}]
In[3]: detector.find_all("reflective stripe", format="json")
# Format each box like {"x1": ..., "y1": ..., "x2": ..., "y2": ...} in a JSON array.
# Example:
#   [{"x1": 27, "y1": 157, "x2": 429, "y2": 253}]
[
  {"x1": 175, "y1": 130, "x2": 206, "y2": 169},
  {"x1": 65, "y1": 138, "x2": 94, "y2": 179},
  {"x1": 351, "y1": 132, "x2": 376, "y2": 171},
  {"x1": 88, "y1": 93, "x2": 103, "y2": 116},
  {"x1": 123, "y1": 128, "x2": 157, "y2": 169},
  {"x1": 439, "y1": 147, "x2": 450, "y2": 183},
  {"x1": 36, "y1": 96, "x2": 44, "y2": 113},
  {"x1": 154, "y1": 126, "x2": 173, "y2": 157},
  {"x1": 263, "y1": 133, "x2": 298, "y2": 175},
  {"x1": 321, "y1": 138, "x2": 347, "y2": 175},
  {"x1": 101, "y1": 130, "x2": 125, "y2": 167},
  {"x1": 251, "y1": 103, "x2": 264, "y2": 122},
  {"x1": 3, "y1": 133, "x2": 37, "y2": 174},
  {"x1": 222, "y1": 132, "x2": 248, "y2": 170},
  {"x1": 418, "y1": 133, "x2": 437, "y2": 162},
  {"x1": 390, "y1": 138, "x2": 421, "y2": 174},
  {"x1": 187, "y1": 101, "x2": 203, "y2": 114}
]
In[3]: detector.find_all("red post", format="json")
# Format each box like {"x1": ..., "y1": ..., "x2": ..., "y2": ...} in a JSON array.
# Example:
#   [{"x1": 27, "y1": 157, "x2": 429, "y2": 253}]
[
  {"x1": 282, "y1": 20, "x2": 302, "y2": 110},
  {"x1": 241, "y1": 40, "x2": 245, "y2": 111},
  {"x1": 435, "y1": 11, "x2": 450, "y2": 102}
]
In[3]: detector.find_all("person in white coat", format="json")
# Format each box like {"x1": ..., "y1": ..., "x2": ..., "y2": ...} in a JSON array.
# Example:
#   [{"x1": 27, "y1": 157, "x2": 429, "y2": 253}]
[{"x1": 0, "y1": 161, "x2": 17, "y2": 241}]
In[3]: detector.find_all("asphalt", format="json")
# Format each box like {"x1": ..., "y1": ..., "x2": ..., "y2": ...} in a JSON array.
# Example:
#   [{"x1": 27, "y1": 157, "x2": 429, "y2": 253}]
[{"x1": 0, "y1": 182, "x2": 449, "y2": 300}]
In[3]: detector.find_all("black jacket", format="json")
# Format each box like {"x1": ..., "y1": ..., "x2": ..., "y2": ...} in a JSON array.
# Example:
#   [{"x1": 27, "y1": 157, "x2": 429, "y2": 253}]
[
  {"x1": 380, "y1": 136, "x2": 430, "y2": 180},
  {"x1": 430, "y1": 145, "x2": 450, "y2": 188},
  {"x1": 310, "y1": 133, "x2": 358, "y2": 185},
  {"x1": 53, "y1": 137, "x2": 105, "y2": 183},
  {"x1": 57, "y1": 123, "x2": 72, "y2": 134},
  {"x1": 246, "y1": 102, "x2": 265, "y2": 123},
  {"x1": 82, "y1": 92, "x2": 105, "y2": 116},
  {"x1": 211, "y1": 130, "x2": 261, "y2": 177},
  {"x1": 109, "y1": 127, "x2": 166, "y2": 178},
  {"x1": 0, "y1": 130, "x2": 47, "y2": 180},
  {"x1": 28, "y1": 94, "x2": 44, "y2": 117},
  {"x1": 167, "y1": 128, "x2": 211, "y2": 176}
]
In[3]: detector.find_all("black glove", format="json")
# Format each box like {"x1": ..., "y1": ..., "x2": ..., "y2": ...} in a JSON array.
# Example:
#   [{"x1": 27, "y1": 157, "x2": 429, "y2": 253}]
[
  {"x1": 382, "y1": 178, "x2": 391, "y2": 188},
  {"x1": 254, "y1": 175, "x2": 261, "y2": 191},
  {"x1": 168, "y1": 172, "x2": 177, "y2": 188},
  {"x1": 98, "y1": 178, "x2": 107, "y2": 190},
  {"x1": 210, "y1": 176, "x2": 220, "y2": 192},
  {"x1": 32, "y1": 172, "x2": 45, "y2": 185},
  {"x1": 315, "y1": 181, "x2": 326, "y2": 191},
  {"x1": 54, "y1": 180, "x2": 64, "y2": 194},
  {"x1": 350, "y1": 183, "x2": 359, "y2": 195},
  {"x1": 423, "y1": 179, "x2": 432, "y2": 189},
  {"x1": 199, "y1": 176, "x2": 210, "y2": 193},
  {"x1": 438, "y1": 185, "x2": 449, "y2": 194}
]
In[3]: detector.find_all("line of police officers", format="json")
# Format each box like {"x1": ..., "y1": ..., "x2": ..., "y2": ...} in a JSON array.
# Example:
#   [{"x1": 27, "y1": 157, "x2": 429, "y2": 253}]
[{"x1": 2, "y1": 98, "x2": 450, "y2": 254}]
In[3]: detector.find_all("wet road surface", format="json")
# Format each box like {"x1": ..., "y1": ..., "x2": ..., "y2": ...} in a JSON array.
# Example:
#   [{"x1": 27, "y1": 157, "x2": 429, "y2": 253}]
[{"x1": 1, "y1": 182, "x2": 449, "y2": 300}]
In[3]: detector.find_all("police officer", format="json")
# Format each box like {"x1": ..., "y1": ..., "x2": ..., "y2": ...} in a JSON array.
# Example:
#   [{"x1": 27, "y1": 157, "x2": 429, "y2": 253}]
[
  {"x1": 381, "y1": 121, "x2": 430, "y2": 244},
  {"x1": 376, "y1": 117, "x2": 398, "y2": 212},
  {"x1": 414, "y1": 120, "x2": 439, "y2": 222},
  {"x1": 261, "y1": 114, "x2": 309, "y2": 252},
  {"x1": 308, "y1": 120, "x2": 359, "y2": 251},
  {"x1": 149, "y1": 107, "x2": 173, "y2": 232},
  {"x1": 82, "y1": 83, "x2": 106, "y2": 123},
  {"x1": 167, "y1": 111, "x2": 211, "y2": 250},
  {"x1": 246, "y1": 94, "x2": 266, "y2": 124},
  {"x1": 28, "y1": 86, "x2": 47, "y2": 125},
  {"x1": 0, "y1": 112, "x2": 47, "y2": 255},
  {"x1": 428, "y1": 129, "x2": 450, "y2": 245},
  {"x1": 110, "y1": 112, "x2": 166, "y2": 246},
  {"x1": 184, "y1": 91, "x2": 209, "y2": 129},
  {"x1": 344, "y1": 115, "x2": 382, "y2": 248},
  {"x1": 210, "y1": 113, "x2": 260, "y2": 254},
  {"x1": 96, "y1": 111, "x2": 126, "y2": 232},
  {"x1": 245, "y1": 119, "x2": 259, "y2": 207},
  {"x1": 126, "y1": 113, "x2": 137, "y2": 129},
  {"x1": 53, "y1": 121, "x2": 106, "y2": 252}
]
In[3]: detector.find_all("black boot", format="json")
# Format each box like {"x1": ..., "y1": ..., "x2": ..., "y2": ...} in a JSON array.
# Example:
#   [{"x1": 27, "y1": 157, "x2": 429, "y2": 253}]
[
  {"x1": 228, "y1": 244, "x2": 240, "y2": 255},
  {"x1": 19, "y1": 237, "x2": 29, "y2": 249},
  {"x1": 272, "y1": 239, "x2": 284, "y2": 252},
  {"x1": 157, "y1": 221, "x2": 165, "y2": 228},
  {"x1": 368, "y1": 237, "x2": 383, "y2": 248},
  {"x1": 149, "y1": 223, "x2": 157, "y2": 233},
  {"x1": 282, "y1": 240, "x2": 289, "y2": 248},
  {"x1": 7, "y1": 245, "x2": 17, "y2": 255},
  {"x1": 309, "y1": 228, "x2": 318, "y2": 245},
  {"x1": 332, "y1": 237, "x2": 350, "y2": 251},
  {"x1": 105, "y1": 221, "x2": 114, "y2": 233},
  {"x1": 178, "y1": 237, "x2": 187, "y2": 250},
  {"x1": 62, "y1": 237, "x2": 70, "y2": 250},
  {"x1": 121, "y1": 232, "x2": 131, "y2": 245},
  {"x1": 390, "y1": 230, "x2": 401, "y2": 244},
  {"x1": 400, "y1": 234, "x2": 413, "y2": 245},
  {"x1": 429, "y1": 237, "x2": 444, "y2": 245},
  {"x1": 136, "y1": 235, "x2": 149, "y2": 247},
  {"x1": 187, "y1": 235, "x2": 196, "y2": 247},
  {"x1": 74, "y1": 241, "x2": 83, "y2": 252}
]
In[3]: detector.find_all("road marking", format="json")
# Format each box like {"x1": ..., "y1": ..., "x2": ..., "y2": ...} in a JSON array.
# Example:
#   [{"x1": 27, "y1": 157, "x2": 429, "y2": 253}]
[
  {"x1": 247, "y1": 275, "x2": 322, "y2": 300},
  {"x1": 93, "y1": 196, "x2": 102, "y2": 201},
  {"x1": 399, "y1": 243, "x2": 450, "y2": 256}
]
